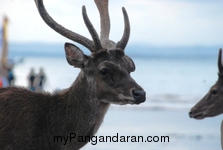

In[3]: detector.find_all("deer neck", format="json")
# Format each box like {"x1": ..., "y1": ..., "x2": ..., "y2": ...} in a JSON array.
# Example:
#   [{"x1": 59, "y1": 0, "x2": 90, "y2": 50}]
[{"x1": 55, "y1": 72, "x2": 110, "y2": 136}]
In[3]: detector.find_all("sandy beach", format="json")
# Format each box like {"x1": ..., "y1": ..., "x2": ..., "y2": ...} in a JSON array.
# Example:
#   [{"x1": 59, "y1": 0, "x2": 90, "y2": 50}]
[{"x1": 83, "y1": 107, "x2": 222, "y2": 150}]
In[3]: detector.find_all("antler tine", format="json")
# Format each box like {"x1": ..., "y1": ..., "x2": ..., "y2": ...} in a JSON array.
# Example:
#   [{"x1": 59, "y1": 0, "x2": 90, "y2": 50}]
[
  {"x1": 94, "y1": 0, "x2": 110, "y2": 41},
  {"x1": 82, "y1": 6, "x2": 103, "y2": 52},
  {"x1": 94, "y1": 0, "x2": 116, "y2": 49},
  {"x1": 218, "y1": 48, "x2": 223, "y2": 75},
  {"x1": 34, "y1": 0, "x2": 95, "y2": 52},
  {"x1": 116, "y1": 7, "x2": 130, "y2": 50}
]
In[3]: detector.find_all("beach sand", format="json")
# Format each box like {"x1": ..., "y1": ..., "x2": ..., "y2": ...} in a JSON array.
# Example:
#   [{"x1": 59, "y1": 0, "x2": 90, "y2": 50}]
[{"x1": 83, "y1": 107, "x2": 222, "y2": 150}]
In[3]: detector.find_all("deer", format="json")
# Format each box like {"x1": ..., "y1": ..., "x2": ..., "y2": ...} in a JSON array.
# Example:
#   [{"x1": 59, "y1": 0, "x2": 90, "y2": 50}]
[
  {"x1": 189, "y1": 49, "x2": 223, "y2": 119},
  {"x1": 189, "y1": 49, "x2": 223, "y2": 149},
  {"x1": 0, "y1": 0, "x2": 146, "y2": 149}
]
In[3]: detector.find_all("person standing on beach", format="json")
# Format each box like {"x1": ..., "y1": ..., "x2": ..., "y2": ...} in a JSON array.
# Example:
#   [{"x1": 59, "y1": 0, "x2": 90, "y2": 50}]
[
  {"x1": 27, "y1": 68, "x2": 36, "y2": 91},
  {"x1": 7, "y1": 66, "x2": 15, "y2": 86},
  {"x1": 27, "y1": 68, "x2": 46, "y2": 92},
  {"x1": 35, "y1": 68, "x2": 46, "y2": 91}
]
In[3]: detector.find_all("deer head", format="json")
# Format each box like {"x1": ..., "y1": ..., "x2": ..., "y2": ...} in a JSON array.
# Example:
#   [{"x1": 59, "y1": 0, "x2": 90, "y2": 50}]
[
  {"x1": 34, "y1": 0, "x2": 146, "y2": 105},
  {"x1": 189, "y1": 49, "x2": 223, "y2": 119}
]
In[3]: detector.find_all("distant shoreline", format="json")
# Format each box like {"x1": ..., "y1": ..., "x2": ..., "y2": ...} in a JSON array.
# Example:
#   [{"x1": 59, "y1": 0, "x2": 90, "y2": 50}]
[{"x1": 8, "y1": 42, "x2": 222, "y2": 58}]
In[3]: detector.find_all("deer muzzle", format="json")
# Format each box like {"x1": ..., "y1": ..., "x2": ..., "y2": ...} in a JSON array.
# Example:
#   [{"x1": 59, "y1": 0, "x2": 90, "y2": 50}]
[
  {"x1": 132, "y1": 90, "x2": 146, "y2": 104},
  {"x1": 189, "y1": 106, "x2": 208, "y2": 120}
]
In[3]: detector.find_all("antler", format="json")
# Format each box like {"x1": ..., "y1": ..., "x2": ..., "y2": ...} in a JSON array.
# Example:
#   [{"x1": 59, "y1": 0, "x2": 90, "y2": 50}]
[
  {"x1": 34, "y1": 0, "x2": 103, "y2": 52},
  {"x1": 218, "y1": 48, "x2": 223, "y2": 76},
  {"x1": 94, "y1": 0, "x2": 110, "y2": 41},
  {"x1": 82, "y1": 6, "x2": 103, "y2": 51},
  {"x1": 34, "y1": 0, "x2": 130, "y2": 52},
  {"x1": 116, "y1": 7, "x2": 131, "y2": 50},
  {"x1": 94, "y1": 0, "x2": 114, "y2": 49},
  {"x1": 94, "y1": 0, "x2": 131, "y2": 50}
]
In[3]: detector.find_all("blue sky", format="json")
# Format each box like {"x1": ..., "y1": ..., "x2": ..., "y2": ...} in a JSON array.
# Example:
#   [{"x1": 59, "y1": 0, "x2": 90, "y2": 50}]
[{"x1": 0, "y1": 0, "x2": 223, "y2": 46}]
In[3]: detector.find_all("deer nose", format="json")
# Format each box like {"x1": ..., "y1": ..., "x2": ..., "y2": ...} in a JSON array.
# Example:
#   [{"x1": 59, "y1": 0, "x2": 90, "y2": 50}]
[
  {"x1": 189, "y1": 110, "x2": 193, "y2": 118},
  {"x1": 132, "y1": 90, "x2": 146, "y2": 103}
]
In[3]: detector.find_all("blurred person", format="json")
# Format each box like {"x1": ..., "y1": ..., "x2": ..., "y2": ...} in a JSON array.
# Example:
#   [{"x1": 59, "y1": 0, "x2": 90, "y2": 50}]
[
  {"x1": 34, "y1": 68, "x2": 46, "y2": 92},
  {"x1": 27, "y1": 68, "x2": 36, "y2": 91}
]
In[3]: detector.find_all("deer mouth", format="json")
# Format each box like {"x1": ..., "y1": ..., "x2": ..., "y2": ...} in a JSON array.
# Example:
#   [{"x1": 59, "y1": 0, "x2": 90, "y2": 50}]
[
  {"x1": 189, "y1": 107, "x2": 208, "y2": 120},
  {"x1": 99, "y1": 93, "x2": 145, "y2": 105},
  {"x1": 189, "y1": 111, "x2": 205, "y2": 120},
  {"x1": 118, "y1": 94, "x2": 144, "y2": 105}
]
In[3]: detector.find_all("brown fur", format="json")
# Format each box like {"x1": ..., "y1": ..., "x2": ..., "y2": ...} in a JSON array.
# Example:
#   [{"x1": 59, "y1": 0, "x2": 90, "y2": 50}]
[{"x1": 0, "y1": 48, "x2": 145, "y2": 149}]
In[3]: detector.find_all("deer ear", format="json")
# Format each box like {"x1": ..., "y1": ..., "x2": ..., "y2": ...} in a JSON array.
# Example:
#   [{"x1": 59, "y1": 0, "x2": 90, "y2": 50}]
[{"x1": 64, "y1": 43, "x2": 86, "y2": 68}]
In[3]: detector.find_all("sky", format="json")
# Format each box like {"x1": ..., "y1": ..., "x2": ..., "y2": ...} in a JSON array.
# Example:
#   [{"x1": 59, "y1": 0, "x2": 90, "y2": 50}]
[{"x1": 0, "y1": 0, "x2": 223, "y2": 46}]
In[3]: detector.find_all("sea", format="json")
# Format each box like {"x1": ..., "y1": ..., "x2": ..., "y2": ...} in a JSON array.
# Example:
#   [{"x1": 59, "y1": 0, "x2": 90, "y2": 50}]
[{"x1": 7, "y1": 42, "x2": 223, "y2": 149}]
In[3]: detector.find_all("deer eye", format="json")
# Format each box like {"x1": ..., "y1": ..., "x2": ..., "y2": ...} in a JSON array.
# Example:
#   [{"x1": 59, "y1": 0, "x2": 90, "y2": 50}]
[
  {"x1": 211, "y1": 89, "x2": 218, "y2": 95},
  {"x1": 100, "y1": 68, "x2": 109, "y2": 75}
]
